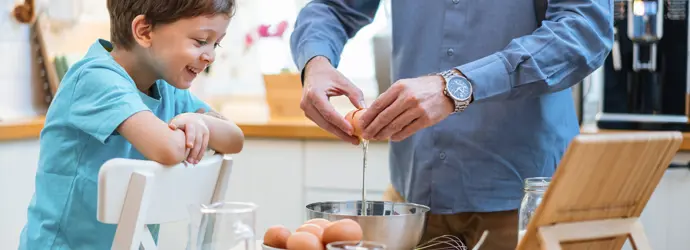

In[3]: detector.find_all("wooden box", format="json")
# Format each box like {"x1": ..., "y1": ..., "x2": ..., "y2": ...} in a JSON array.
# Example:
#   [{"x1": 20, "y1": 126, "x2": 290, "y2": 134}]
[{"x1": 263, "y1": 73, "x2": 305, "y2": 120}]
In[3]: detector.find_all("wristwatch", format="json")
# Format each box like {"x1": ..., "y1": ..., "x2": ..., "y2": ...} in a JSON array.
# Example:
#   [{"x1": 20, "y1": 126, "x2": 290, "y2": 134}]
[{"x1": 438, "y1": 69, "x2": 473, "y2": 113}]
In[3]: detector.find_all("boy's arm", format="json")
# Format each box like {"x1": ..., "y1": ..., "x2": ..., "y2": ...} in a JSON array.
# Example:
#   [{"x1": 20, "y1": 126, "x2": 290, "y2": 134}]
[
  {"x1": 177, "y1": 90, "x2": 245, "y2": 154},
  {"x1": 198, "y1": 113, "x2": 244, "y2": 154},
  {"x1": 70, "y1": 67, "x2": 189, "y2": 166},
  {"x1": 116, "y1": 111, "x2": 189, "y2": 165}
]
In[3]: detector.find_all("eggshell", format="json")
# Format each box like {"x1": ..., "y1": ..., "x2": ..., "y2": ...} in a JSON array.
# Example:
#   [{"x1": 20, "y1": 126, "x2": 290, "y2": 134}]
[
  {"x1": 321, "y1": 219, "x2": 363, "y2": 245},
  {"x1": 286, "y1": 231, "x2": 324, "y2": 250},
  {"x1": 263, "y1": 225, "x2": 291, "y2": 248},
  {"x1": 304, "y1": 218, "x2": 331, "y2": 229},
  {"x1": 296, "y1": 224, "x2": 324, "y2": 241},
  {"x1": 344, "y1": 109, "x2": 366, "y2": 137}
]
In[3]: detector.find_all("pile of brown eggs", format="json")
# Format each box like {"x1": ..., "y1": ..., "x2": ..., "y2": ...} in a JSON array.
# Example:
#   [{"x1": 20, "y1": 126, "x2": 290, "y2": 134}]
[{"x1": 263, "y1": 218, "x2": 363, "y2": 250}]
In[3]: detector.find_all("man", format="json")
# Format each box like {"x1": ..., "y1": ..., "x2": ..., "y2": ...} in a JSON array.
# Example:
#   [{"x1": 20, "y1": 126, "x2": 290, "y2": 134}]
[{"x1": 290, "y1": 0, "x2": 613, "y2": 249}]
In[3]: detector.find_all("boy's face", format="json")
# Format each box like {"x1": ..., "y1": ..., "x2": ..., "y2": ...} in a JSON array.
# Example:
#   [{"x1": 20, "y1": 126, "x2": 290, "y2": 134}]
[{"x1": 146, "y1": 15, "x2": 230, "y2": 89}]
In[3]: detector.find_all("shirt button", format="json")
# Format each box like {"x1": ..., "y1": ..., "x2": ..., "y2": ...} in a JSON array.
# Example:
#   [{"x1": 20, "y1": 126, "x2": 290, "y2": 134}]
[
  {"x1": 439, "y1": 152, "x2": 446, "y2": 160},
  {"x1": 452, "y1": 0, "x2": 460, "y2": 3},
  {"x1": 447, "y1": 48, "x2": 454, "y2": 56}
]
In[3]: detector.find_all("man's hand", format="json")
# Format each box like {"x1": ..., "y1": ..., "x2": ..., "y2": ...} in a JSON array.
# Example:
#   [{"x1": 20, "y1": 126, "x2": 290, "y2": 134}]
[
  {"x1": 301, "y1": 56, "x2": 366, "y2": 145},
  {"x1": 168, "y1": 113, "x2": 210, "y2": 164},
  {"x1": 359, "y1": 75, "x2": 454, "y2": 141}
]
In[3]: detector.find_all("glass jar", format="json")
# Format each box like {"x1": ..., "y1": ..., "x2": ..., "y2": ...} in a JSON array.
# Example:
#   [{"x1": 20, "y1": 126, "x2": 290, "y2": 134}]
[
  {"x1": 326, "y1": 241, "x2": 387, "y2": 250},
  {"x1": 518, "y1": 177, "x2": 551, "y2": 243},
  {"x1": 186, "y1": 201, "x2": 258, "y2": 250}
]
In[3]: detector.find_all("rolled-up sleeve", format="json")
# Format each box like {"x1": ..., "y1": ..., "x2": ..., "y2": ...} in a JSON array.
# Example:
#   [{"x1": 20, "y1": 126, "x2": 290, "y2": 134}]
[
  {"x1": 290, "y1": 0, "x2": 381, "y2": 73},
  {"x1": 457, "y1": 0, "x2": 614, "y2": 103}
]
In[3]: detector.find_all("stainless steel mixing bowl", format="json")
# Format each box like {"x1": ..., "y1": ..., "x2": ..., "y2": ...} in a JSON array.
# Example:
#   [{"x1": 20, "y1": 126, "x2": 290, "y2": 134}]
[{"x1": 306, "y1": 200, "x2": 430, "y2": 249}]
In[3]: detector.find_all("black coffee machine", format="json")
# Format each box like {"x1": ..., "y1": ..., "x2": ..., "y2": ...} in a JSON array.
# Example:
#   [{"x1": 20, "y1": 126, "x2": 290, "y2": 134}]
[{"x1": 596, "y1": 0, "x2": 690, "y2": 131}]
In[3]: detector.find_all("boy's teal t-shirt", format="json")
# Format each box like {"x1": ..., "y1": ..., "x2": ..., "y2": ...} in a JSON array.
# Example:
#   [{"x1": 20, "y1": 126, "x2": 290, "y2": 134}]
[{"x1": 18, "y1": 39, "x2": 212, "y2": 249}]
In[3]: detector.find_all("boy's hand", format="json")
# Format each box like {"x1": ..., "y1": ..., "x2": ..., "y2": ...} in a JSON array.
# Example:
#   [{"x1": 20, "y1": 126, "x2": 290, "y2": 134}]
[{"x1": 168, "y1": 113, "x2": 209, "y2": 164}]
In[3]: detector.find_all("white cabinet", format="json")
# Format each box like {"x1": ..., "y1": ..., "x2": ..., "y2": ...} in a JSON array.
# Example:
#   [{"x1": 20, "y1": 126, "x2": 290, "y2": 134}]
[
  {"x1": 225, "y1": 139, "x2": 306, "y2": 233},
  {"x1": 0, "y1": 139, "x2": 41, "y2": 249},
  {"x1": 7, "y1": 136, "x2": 690, "y2": 250},
  {"x1": 160, "y1": 139, "x2": 307, "y2": 250},
  {"x1": 621, "y1": 168, "x2": 690, "y2": 250},
  {"x1": 304, "y1": 141, "x2": 390, "y2": 192},
  {"x1": 0, "y1": 137, "x2": 390, "y2": 249}
]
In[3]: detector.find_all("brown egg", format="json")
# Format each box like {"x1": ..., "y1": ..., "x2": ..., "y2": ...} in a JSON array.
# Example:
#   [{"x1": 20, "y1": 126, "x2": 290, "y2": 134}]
[
  {"x1": 321, "y1": 219, "x2": 363, "y2": 245},
  {"x1": 344, "y1": 109, "x2": 366, "y2": 138},
  {"x1": 304, "y1": 218, "x2": 331, "y2": 229},
  {"x1": 286, "y1": 231, "x2": 324, "y2": 250},
  {"x1": 263, "y1": 225, "x2": 291, "y2": 248},
  {"x1": 296, "y1": 224, "x2": 324, "y2": 241}
]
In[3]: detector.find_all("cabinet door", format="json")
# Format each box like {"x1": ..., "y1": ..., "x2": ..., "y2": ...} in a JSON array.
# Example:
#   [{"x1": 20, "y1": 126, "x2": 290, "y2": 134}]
[
  {"x1": 224, "y1": 139, "x2": 305, "y2": 232},
  {"x1": 304, "y1": 140, "x2": 390, "y2": 192},
  {"x1": 619, "y1": 168, "x2": 690, "y2": 250},
  {"x1": 0, "y1": 140, "x2": 41, "y2": 250}
]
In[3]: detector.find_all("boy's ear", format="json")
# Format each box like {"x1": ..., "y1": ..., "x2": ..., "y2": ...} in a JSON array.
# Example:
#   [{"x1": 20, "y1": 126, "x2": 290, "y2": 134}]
[{"x1": 131, "y1": 15, "x2": 153, "y2": 48}]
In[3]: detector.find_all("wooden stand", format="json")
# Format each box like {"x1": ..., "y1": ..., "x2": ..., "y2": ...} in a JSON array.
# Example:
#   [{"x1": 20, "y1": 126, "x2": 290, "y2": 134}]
[
  {"x1": 516, "y1": 131, "x2": 683, "y2": 250},
  {"x1": 537, "y1": 218, "x2": 651, "y2": 250}
]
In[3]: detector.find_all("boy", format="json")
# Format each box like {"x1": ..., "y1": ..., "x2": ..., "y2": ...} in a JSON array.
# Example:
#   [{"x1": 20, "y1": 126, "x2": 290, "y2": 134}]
[{"x1": 18, "y1": 0, "x2": 242, "y2": 249}]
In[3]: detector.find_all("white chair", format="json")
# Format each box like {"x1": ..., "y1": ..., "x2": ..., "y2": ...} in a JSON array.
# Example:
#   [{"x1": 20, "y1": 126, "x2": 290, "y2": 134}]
[{"x1": 97, "y1": 153, "x2": 234, "y2": 250}]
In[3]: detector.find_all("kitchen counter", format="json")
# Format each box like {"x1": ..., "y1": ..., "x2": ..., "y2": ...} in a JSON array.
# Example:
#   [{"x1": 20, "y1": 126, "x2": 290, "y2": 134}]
[
  {"x1": 4, "y1": 114, "x2": 690, "y2": 151},
  {"x1": 0, "y1": 115, "x2": 348, "y2": 141},
  {"x1": 0, "y1": 116, "x2": 45, "y2": 141},
  {"x1": 0, "y1": 94, "x2": 366, "y2": 142}
]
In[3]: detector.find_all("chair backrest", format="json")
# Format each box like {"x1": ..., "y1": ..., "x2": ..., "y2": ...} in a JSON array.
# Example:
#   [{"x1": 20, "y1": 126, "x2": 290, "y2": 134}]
[{"x1": 97, "y1": 154, "x2": 232, "y2": 225}]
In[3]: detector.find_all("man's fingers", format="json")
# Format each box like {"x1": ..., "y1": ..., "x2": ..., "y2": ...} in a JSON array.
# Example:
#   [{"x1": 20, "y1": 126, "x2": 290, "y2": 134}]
[
  {"x1": 168, "y1": 123, "x2": 177, "y2": 130},
  {"x1": 362, "y1": 94, "x2": 409, "y2": 140},
  {"x1": 338, "y1": 77, "x2": 367, "y2": 109},
  {"x1": 359, "y1": 83, "x2": 401, "y2": 130},
  {"x1": 308, "y1": 91, "x2": 354, "y2": 135},
  {"x1": 374, "y1": 108, "x2": 421, "y2": 140},
  {"x1": 391, "y1": 118, "x2": 426, "y2": 142},
  {"x1": 305, "y1": 104, "x2": 360, "y2": 145}
]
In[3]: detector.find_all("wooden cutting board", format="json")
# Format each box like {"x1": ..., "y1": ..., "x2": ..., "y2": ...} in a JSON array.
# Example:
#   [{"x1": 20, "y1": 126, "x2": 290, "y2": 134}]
[{"x1": 516, "y1": 131, "x2": 683, "y2": 250}]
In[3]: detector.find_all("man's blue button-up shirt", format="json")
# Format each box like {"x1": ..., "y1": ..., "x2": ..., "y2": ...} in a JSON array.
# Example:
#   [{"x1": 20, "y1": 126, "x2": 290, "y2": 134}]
[{"x1": 290, "y1": 0, "x2": 613, "y2": 213}]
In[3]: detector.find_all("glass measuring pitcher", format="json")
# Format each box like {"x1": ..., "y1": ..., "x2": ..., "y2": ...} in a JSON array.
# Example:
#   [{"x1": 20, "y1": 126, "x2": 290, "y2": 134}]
[
  {"x1": 187, "y1": 201, "x2": 258, "y2": 250},
  {"x1": 518, "y1": 177, "x2": 551, "y2": 243}
]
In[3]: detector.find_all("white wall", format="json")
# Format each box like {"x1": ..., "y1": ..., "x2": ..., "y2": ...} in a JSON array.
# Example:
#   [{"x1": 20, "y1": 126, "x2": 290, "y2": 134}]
[{"x1": 0, "y1": 0, "x2": 41, "y2": 121}]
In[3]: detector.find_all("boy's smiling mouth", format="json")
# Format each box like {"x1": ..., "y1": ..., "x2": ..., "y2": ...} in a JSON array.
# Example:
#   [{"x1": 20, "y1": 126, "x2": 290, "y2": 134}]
[{"x1": 185, "y1": 66, "x2": 203, "y2": 78}]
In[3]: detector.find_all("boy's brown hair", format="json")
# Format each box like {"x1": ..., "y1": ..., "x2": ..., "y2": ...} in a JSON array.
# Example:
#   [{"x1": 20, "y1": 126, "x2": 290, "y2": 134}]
[{"x1": 107, "y1": 0, "x2": 236, "y2": 49}]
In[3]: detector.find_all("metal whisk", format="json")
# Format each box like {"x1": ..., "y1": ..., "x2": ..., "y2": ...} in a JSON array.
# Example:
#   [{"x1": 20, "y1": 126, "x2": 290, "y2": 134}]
[{"x1": 415, "y1": 230, "x2": 489, "y2": 250}]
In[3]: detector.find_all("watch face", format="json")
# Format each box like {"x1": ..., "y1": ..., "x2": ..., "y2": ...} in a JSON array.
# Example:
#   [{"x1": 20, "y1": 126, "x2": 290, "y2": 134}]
[{"x1": 447, "y1": 77, "x2": 472, "y2": 101}]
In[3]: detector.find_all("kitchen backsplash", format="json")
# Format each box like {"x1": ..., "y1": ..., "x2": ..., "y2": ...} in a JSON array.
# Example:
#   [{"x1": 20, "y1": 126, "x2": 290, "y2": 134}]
[{"x1": 1, "y1": 0, "x2": 389, "y2": 121}]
